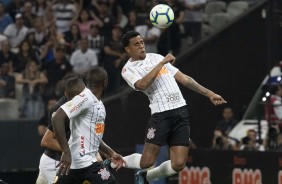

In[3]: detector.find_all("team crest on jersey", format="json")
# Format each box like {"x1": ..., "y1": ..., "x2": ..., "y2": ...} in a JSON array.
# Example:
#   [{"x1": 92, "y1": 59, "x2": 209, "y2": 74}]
[
  {"x1": 147, "y1": 127, "x2": 156, "y2": 139},
  {"x1": 83, "y1": 180, "x2": 90, "y2": 184},
  {"x1": 98, "y1": 168, "x2": 110, "y2": 180},
  {"x1": 66, "y1": 101, "x2": 74, "y2": 109}
]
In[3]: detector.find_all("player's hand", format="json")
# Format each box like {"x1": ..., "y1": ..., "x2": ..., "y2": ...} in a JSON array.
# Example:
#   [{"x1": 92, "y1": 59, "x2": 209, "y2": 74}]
[
  {"x1": 209, "y1": 93, "x2": 227, "y2": 105},
  {"x1": 110, "y1": 153, "x2": 126, "y2": 171},
  {"x1": 161, "y1": 54, "x2": 175, "y2": 65},
  {"x1": 57, "y1": 151, "x2": 72, "y2": 175}
]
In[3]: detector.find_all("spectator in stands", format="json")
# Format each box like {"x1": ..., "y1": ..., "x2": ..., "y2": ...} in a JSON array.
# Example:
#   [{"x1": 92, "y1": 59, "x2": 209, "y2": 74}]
[
  {"x1": 215, "y1": 106, "x2": 237, "y2": 135},
  {"x1": 37, "y1": 97, "x2": 57, "y2": 137},
  {"x1": 0, "y1": 34, "x2": 7, "y2": 50},
  {"x1": 25, "y1": 31, "x2": 41, "y2": 62},
  {"x1": 240, "y1": 129, "x2": 265, "y2": 151},
  {"x1": 15, "y1": 41, "x2": 38, "y2": 73},
  {"x1": 123, "y1": 10, "x2": 138, "y2": 33},
  {"x1": 115, "y1": 4, "x2": 128, "y2": 29},
  {"x1": 4, "y1": 13, "x2": 29, "y2": 49},
  {"x1": 16, "y1": 61, "x2": 48, "y2": 118},
  {"x1": 31, "y1": 18, "x2": 48, "y2": 46},
  {"x1": 32, "y1": 0, "x2": 47, "y2": 18},
  {"x1": 275, "y1": 133, "x2": 282, "y2": 151},
  {"x1": 211, "y1": 129, "x2": 233, "y2": 150},
  {"x1": 264, "y1": 123, "x2": 280, "y2": 151},
  {"x1": 64, "y1": 23, "x2": 82, "y2": 54},
  {"x1": 182, "y1": 0, "x2": 206, "y2": 44},
  {"x1": 265, "y1": 84, "x2": 282, "y2": 132},
  {"x1": 0, "y1": 2, "x2": 12, "y2": 34},
  {"x1": 22, "y1": 1, "x2": 36, "y2": 28},
  {"x1": 75, "y1": 9, "x2": 103, "y2": 38},
  {"x1": 103, "y1": 25, "x2": 127, "y2": 94},
  {"x1": 88, "y1": 24, "x2": 105, "y2": 63},
  {"x1": 157, "y1": 0, "x2": 185, "y2": 56},
  {"x1": 50, "y1": 0, "x2": 78, "y2": 34},
  {"x1": 45, "y1": 22, "x2": 65, "y2": 44},
  {"x1": 42, "y1": 44, "x2": 72, "y2": 101},
  {"x1": 43, "y1": 3, "x2": 56, "y2": 29},
  {"x1": 0, "y1": 40, "x2": 18, "y2": 73},
  {"x1": 69, "y1": 37, "x2": 98, "y2": 75},
  {"x1": 95, "y1": 1, "x2": 116, "y2": 38},
  {"x1": 135, "y1": 19, "x2": 161, "y2": 53},
  {"x1": 0, "y1": 63, "x2": 15, "y2": 98},
  {"x1": 40, "y1": 35, "x2": 56, "y2": 64},
  {"x1": 7, "y1": 0, "x2": 22, "y2": 22}
]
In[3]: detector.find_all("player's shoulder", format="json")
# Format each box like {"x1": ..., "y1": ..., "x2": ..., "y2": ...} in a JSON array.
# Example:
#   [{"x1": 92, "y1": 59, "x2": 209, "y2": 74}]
[
  {"x1": 147, "y1": 53, "x2": 164, "y2": 60},
  {"x1": 77, "y1": 88, "x2": 98, "y2": 104}
]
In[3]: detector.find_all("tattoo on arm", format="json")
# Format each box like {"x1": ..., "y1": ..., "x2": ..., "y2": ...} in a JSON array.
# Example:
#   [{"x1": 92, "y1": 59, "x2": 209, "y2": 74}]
[{"x1": 184, "y1": 75, "x2": 211, "y2": 97}]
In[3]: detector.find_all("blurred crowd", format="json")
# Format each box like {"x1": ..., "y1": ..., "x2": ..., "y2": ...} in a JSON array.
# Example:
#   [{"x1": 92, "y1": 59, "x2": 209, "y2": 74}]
[
  {"x1": 0, "y1": 0, "x2": 263, "y2": 146},
  {"x1": 0, "y1": 0, "x2": 208, "y2": 120},
  {"x1": 211, "y1": 105, "x2": 282, "y2": 152}
]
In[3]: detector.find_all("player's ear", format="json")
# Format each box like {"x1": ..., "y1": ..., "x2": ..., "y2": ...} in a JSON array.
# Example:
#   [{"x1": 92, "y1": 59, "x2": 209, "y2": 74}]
[
  {"x1": 64, "y1": 91, "x2": 69, "y2": 100},
  {"x1": 125, "y1": 46, "x2": 130, "y2": 53},
  {"x1": 104, "y1": 79, "x2": 108, "y2": 88}
]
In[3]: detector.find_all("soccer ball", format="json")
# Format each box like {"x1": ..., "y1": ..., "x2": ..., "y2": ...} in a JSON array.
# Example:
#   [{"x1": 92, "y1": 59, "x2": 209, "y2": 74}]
[{"x1": 149, "y1": 4, "x2": 174, "y2": 29}]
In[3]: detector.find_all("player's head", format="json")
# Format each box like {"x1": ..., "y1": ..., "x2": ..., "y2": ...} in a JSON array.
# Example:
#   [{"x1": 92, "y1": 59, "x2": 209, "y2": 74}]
[
  {"x1": 64, "y1": 75, "x2": 85, "y2": 100},
  {"x1": 84, "y1": 66, "x2": 108, "y2": 91},
  {"x1": 121, "y1": 31, "x2": 146, "y2": 61}
]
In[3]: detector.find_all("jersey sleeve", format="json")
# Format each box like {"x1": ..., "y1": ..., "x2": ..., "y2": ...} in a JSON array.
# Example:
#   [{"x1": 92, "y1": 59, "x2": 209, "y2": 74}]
[
  {"x1": 61, "y1": 92, "x2": 92, "y2": 119},
  {"x1": 165, "y1": 63, "x2": 179, "y2": 76},
  {"x1": 121, "y1": 66, "x2": 142, "y2": 90}
]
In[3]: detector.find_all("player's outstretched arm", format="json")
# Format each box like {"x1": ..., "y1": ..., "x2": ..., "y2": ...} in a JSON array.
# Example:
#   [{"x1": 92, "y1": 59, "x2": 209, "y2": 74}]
[
  {"x1": 174, "y1": 71, "x2": 227, "y2": 105},
  {"x1": 99, "y1": 140, "x2": 126, "y2": 170},
  {"x1": 52, "y1": 108, "x2": 72, "y2": 175}
]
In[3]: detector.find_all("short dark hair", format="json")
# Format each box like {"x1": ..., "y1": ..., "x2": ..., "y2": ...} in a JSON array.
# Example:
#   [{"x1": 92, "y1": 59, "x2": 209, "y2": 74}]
[
  {"x1": 64, "y1": 75, "x2": 84, "y2": 98},
  {"x1": 84, "y1": 66, "x2": 108, "y2": 87},
  {"x1": 121, "y1": 31, "x2": 140, "y2": 48}
]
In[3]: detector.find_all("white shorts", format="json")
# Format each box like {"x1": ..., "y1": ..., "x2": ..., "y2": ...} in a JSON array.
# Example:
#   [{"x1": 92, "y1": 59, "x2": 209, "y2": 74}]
[{"x1": 36, "y1": 153, "x2": 59, "y2": 184}]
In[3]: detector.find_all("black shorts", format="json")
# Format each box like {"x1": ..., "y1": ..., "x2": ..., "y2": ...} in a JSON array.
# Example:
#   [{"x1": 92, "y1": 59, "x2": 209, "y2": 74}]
[
  {"x1": 54, "y1": 162, "x2": 117, "y2": 184},
  {"x1": 145, "y1": 106, "x2": 190, "y2": 147}
]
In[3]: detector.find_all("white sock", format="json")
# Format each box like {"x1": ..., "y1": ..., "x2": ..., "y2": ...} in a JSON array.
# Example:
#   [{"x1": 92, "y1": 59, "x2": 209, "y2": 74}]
[
  {"x1": 110, "y1": 153, "x2": 142, "y2": 169},
  {"x1": 146, "y1": 160, "x2": 177, "y2": 182}
]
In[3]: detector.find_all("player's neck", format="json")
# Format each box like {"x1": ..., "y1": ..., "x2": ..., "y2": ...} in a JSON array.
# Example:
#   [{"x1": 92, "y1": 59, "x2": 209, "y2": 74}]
[{"x1": 89, "y1": 87, "x2": 103, "y2": 100}]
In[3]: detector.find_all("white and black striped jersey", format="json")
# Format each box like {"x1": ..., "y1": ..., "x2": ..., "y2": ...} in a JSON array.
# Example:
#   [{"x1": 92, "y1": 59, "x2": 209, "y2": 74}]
[
  {"x1": 122, "y1": 53, "x2": 186, "y2": 114},
  {"x1": 61, "y1": 88, "x2": 106, "y2": 169},
  {"x1": 52, "y1": 3, "x2": 76, "y2": 33}
]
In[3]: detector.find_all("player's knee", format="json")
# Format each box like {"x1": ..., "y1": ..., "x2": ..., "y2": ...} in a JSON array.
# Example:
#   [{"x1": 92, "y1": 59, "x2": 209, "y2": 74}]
[
  {"x1": 171, "y1": 160, "x2": 186, "y2": 172},
  {"x1": 140, "y1": 159, "x2": 154, "y2": 169}
]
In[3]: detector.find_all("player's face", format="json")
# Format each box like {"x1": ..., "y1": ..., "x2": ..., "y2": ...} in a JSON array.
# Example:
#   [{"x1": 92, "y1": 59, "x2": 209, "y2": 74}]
[{"x1": 126, "y1": 36, "x2": 146, "y2": 60}]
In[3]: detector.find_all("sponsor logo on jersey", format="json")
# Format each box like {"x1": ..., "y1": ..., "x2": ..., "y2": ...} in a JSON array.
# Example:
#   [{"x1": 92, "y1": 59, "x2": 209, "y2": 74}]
[
  {"x1": 98, "y1": 168, "x2": 110, "y2": 180},
  {"x1": 165, "y1": 92, "x2": 181, "y2": 103},
  {"x1": 147, "y1": 127, "x2": 156, "y2": 139},
  {"x1": 95, "y1": 121, "x2": 105, "y2": 135},
  {"x1": 79, "y1": 136, "x2": 85, "y2": 156},
  {"x1": 70, "y1": 98, "x2": 88, "y2": 113},
  {"x1": 157, "y1": 67, "x2": 169, "y2": 77}
]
